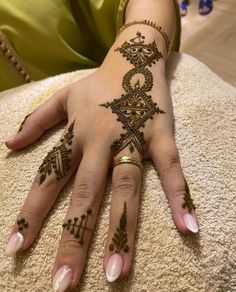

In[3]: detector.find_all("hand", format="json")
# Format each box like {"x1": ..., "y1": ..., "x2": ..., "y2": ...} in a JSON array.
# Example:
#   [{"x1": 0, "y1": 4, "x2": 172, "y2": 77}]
[{"x1": 5, "y1": 29, "x2": 198, "y2": 291}]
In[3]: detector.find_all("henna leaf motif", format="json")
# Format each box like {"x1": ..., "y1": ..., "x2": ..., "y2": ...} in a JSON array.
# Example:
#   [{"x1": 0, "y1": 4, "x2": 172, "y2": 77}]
[
  {"x1": 38, "y1": 120, "x2": 75, "y2": 185},
  {"x1": 182, "y1": 179, "x2": 196, "y2": 212},
  {"x1": 109, "y1": 202, "x2": 129, "y2": 253}
]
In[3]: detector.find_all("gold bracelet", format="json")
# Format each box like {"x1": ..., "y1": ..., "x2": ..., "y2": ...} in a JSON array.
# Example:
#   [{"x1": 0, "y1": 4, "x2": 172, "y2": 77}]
[{"x1": 116, "y1": 19, "x2": 170, "y2": 56}]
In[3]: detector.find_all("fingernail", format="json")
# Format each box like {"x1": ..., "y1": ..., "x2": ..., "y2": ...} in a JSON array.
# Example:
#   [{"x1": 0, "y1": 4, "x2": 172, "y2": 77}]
[
  {"x1": 106, "y1": 253, "x2": 123, "y2": 282},
  {"x1": 52, "y1": 265, "x2": 73, "y2": 292},
  {"x1": 183, "y1": 213, "x2": 199, "y2": 233},
  {"x1": 5, "y1": 232, "x2": 24, "y2": 256},
  {"x1": 6, "y1": 134, "x2": 16, "y2": 143}
]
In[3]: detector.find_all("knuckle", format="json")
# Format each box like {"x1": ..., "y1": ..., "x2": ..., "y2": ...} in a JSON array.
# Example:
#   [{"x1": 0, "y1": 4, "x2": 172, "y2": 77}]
[
  {"x1": 60, "y1": 237, "x2": 83, "y2": 257},
  {"x1": 72, "y1": 181, "x2": 94, "y2": 201},
  {"x1": 159, "y1": 153, "x2": 180, "y2": 178},
  {"x1": 20, "y1": 207, "x2": 41, "y2": 221},
  {"x1": 113, "y1": 173, "x2": 138, "y2": 195}
]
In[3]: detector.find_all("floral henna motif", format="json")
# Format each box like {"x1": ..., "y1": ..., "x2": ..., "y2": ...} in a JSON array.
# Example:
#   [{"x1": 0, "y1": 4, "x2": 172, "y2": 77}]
[
  {"x1": 38, "y1": 120, "x2": 75, "y2": 185},
  {"x1": 182, "y1": 179, "x2": 196, "y2": 212},
  {"x1": 100, "y1": 32, "x2": 165, "y2": 155},
  {"x1": 62, "y1": 208, "x2": 92, "y2": 245},
  {"x1": 109, "y1": 202, "x2": 129, "y2": 253}
]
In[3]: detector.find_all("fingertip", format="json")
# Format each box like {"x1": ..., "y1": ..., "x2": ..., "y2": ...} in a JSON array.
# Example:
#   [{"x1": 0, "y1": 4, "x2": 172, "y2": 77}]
[
  {"x1": 182, "y1": 212, "x2": 199, "y2": 234},
  {"x1": 174, "y1": 211, "x2": 199, "y2": 235},
  {"x1": 5, "y1": 134, "x2": 17, "y2": 148}
]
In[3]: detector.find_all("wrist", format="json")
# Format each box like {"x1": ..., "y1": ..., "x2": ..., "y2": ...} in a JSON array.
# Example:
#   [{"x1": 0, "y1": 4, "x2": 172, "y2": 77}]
[{"x1": 101, "y1": 26, "x2": 167, "y2": 75}]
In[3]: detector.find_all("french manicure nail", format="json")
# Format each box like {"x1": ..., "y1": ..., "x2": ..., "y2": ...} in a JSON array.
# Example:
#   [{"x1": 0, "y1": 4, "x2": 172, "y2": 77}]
[
  {"x1": 106, "y1": 253, "x2": 123, "y2": 282},
  {"x1": 5, "y1": 232, "x2": 24, "y2": 256},
  {"x1": 183, "y1": 213, "x2": 199, "y2": 233},
  {"x1": 52, "y1": 265, "x2": 73, "y2": 292}
]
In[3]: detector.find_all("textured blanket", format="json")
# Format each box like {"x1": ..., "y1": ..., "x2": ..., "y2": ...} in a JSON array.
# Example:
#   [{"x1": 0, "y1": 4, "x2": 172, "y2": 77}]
[{"x1": 0, "y1": 53, "x2": 235, "y2": 292}]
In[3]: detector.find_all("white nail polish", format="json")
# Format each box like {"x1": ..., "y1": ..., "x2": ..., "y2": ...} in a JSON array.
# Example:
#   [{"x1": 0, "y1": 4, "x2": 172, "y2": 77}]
[
  {"x1": 183, "y1": 213, "x2": 199, "y2": 233},
  {"x1": 106, "y1": 253, "x2": 123, "y2": 282},
  {"x1": 5, "y1": 232, "x2": 24, "y2": 256},
  {"x1": 52, "y1": 265, "x2": 73, "y2": 292}
]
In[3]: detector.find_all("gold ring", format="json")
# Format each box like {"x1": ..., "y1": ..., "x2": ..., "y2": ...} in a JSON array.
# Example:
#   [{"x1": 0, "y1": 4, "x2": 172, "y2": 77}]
[{"x1": 113, "y1": 156, "x2": 143, "y2": 171}]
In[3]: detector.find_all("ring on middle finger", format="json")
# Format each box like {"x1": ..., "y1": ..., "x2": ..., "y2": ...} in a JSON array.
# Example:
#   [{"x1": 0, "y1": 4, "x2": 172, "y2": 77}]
[{"x1": 113, "y1": 156, "x2": 143, "y2": 171}]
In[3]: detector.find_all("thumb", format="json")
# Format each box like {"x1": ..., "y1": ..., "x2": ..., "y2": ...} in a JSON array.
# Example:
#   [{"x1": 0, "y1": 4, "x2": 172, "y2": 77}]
[{"x1": 5, "y1": 85, "x2": 70, "y2": 150}]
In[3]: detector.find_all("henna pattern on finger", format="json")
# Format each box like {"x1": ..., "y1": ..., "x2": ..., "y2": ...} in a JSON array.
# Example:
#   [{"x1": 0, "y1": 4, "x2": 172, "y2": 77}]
[
  {"x1": 18, "y1": 112, "x2": 32, "y2": 132},
  {"x1": 17, "y1": 217, "x2": 29, "y2": 231},
  {"x1": 182, "y1": 179, "x2": 196, "y2": 213},
  {"x1": 109, "y1": 202, "x2": 129, "y2": 253},
  {"x1": 100, "y1": 32, "x2": 165, "y2": 156},
  {"x1": 62, "y1": 208, "x2": 92, "y2": 245},
  {"x1": 38, "y1": 120, "x2": 75, "y2": 185}
]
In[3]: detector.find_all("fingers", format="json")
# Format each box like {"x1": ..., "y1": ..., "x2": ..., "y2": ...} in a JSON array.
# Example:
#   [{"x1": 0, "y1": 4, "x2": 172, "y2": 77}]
[
  {"x1": 104, "y1": 147, "x2": 142, "y2": 282},
  {"x1": 150, "y1": 134, "x2": 199, "y2": 235},
  {"x1": 5, "y1": 120, "x2": 80, "y2": 256},
  {"x1": 5, "y1": 85, "x2": 70, "y2": 150},
  {"x1": 52, "y1": 144, "x2": 110, "y2": 291}
]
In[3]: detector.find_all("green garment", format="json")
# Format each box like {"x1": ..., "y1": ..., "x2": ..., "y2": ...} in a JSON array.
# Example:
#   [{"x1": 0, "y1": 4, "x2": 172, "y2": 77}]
[{"x1": 0, "y1": 0, "x2": 181, "y2": 91}]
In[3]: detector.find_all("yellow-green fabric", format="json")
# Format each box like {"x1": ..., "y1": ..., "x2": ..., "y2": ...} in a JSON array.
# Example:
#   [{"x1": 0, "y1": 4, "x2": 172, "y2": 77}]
[{"x1": 0, "y1": 0, "x2": 180, "y2": 92}]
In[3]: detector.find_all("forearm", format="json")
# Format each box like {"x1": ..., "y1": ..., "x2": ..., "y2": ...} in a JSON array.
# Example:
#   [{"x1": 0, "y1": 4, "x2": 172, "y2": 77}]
[
  {"x1": 101, "y1": 0, "x2": 177, "y2": 74},
  {"x1": 125, "y1": 0, "x2": 177, "y2": 52}
]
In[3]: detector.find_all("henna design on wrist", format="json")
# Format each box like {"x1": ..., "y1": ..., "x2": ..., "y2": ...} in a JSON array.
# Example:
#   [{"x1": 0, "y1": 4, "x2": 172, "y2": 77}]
[
  {"x1": 100, "y1": 32, "x2": 165, "y2": 156},
  {"x1": 109, "y1": 202, "x2": 129, "y2": 253},
  {"x1": 182, "y1": 179, "x2": 196, "y2": 212},
  {"x1": 62, "y1": 208, "x2": 92, "y2": 245},
  {"x1": 38, "y1": 120, "x2": 75, "y2": 185},
  {"x1": 18, "y1": 112, "x2": 32, "y2": 132},
  {"x1": 17, "y1": 218, "x2": 29, "y2": 231}
]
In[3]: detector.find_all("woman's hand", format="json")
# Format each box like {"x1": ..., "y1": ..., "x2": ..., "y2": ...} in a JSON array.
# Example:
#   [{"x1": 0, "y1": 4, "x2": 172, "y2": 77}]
[{"x1": 5, "y1": 27, "x2": 198, "y2": 291}]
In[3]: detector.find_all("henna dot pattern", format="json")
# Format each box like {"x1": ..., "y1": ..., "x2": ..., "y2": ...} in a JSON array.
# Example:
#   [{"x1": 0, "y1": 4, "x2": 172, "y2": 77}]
[
  {"x1": 100, "y1": 32, "x2": 165, "y2": 155},
  {"x1": 62, "y1": 208, "x2": 92, "y2": 245},
  {"x1": 182, "y1": 179, "x2": 196, "y2": 212},
  {"x1": 38, "y1": 120, "x2": 75, "y2": 185},
  {"x1": 17, "y1": 217, "x2": 29, "y2": 231},
  {"x1": 109, "y1": 202, "x2": 129, "y2": 253}
]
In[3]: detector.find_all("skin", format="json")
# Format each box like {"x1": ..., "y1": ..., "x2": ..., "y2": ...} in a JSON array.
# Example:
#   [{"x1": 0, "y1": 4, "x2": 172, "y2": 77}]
[{"x1": 5, "y1": 0, "x2": 198, "y2": 290}]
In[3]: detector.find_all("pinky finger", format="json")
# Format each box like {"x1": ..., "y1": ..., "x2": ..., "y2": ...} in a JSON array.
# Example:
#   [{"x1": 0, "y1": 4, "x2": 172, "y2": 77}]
[{"x1": 150, "y1": 136, "x2": 199, "y2": 235}]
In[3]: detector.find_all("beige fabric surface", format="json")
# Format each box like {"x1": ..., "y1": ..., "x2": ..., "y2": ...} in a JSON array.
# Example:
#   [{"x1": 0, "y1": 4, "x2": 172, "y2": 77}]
[{"x1": 0, "y1": 53, "x2": 235, "y2": 292}]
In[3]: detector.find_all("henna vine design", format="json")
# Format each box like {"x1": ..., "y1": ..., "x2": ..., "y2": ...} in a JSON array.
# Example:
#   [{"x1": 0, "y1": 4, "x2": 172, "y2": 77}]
[
  {"x1": 17, "y1": 218, "x2": 28, "y2": 231},
  {"x1": 182, "y1": 179, "x2": 196, "y2": 213},
  {"x1": 100, "y1": 32, "x2": 165, "y2": 155},
  {"x1": 62, "y1": 208, "x2": 92, "y2": 245},
  {"x1": 38, "y1": 120, "x2": 75, "y2": 185},
  {"x1": 109, "y1": 202, "x2": 129, "y2": 253},
  {"x1": 18, "y1": 112, "x2": 32, "y2": 132}
]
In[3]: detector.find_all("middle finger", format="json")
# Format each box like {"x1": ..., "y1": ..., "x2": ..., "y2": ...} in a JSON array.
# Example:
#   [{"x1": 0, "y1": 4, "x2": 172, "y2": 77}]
[
  {"x1": 104, "y1": 147, "x2": 142, "y2": 282},
  {"x1": 52, "y1": 143, "x2": 111, "y2": 291}
]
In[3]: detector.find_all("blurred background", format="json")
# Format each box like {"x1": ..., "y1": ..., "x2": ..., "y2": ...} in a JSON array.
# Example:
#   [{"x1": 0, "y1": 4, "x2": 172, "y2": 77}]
[{"x1": 179, "y1": 0, "x2": 235, "y2": 86}]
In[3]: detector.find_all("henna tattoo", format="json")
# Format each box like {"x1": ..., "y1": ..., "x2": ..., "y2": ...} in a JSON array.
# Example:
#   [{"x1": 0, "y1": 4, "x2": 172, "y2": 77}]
[
  {"x1": 100, "y1": 32, "x2": 165, "y2": 155},
  {"x1": 182, "y1": 179, "x2": 196, "y2": 212},
  {"x1": 18, "y1": 112, "x2": 32, "y2": 132},
  {"x1": 17, "y1": 218, "x2": 28, "y2": 231},
  {"x1": 109, "y1": 202, "x2": 129, "y2": 253},
  {"x1": 62, "y1": 208, "x2": 92, "y2": 245},
  {"x1": 38, "y1": 120, "x2": 75, "y2": 185}
]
